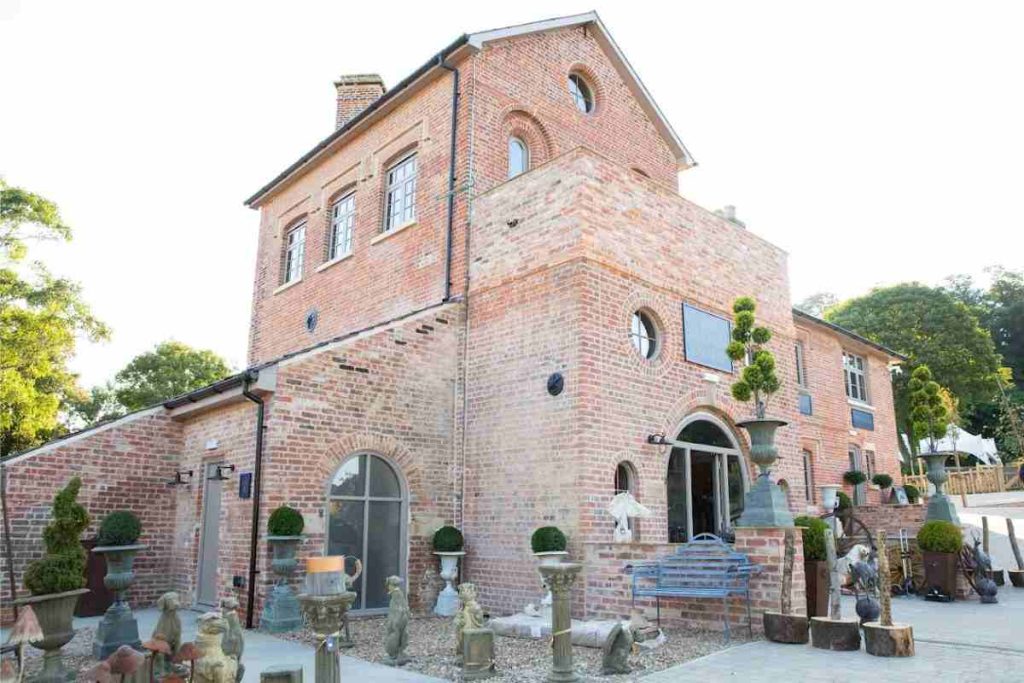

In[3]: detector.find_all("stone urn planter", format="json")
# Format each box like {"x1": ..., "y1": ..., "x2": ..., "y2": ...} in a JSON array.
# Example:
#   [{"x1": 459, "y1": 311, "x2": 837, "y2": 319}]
[
  {"x1": 820, "y1": 485, "x2": 841, "y2": 513},
  {"x1": 92, "y1": 543, "x2": 147, "y2": 658},
  {"x1": 15, "y1": 588, "x2": 90, "y2": 683},
  {"x1": 433, "y1": 551, "x2": 465, "y2": 617},
  {"x1": 535, "y1": 550, "x2": 569, "y2": 566},
  {"x1": 918, "y1": 452, "x2": 959, "y2": 524},
  {"x1": 736, "y1": 418, "x2": 793, "y2": 527},
  {"x1": 261, "y1": 535, "x2": 304, "y2": 632}
]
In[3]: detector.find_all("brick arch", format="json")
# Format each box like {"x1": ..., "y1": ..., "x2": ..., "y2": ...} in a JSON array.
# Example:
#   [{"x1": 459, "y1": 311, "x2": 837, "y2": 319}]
[
  {"x1": 318, "y1": 433, "x2": 422, "y2": 498},
  {"x1": 501, "y1": 108, "x2": 555, "y2": 169},
  {"x1": 566, "y1": 62, "x2": 604, "y2": 115},
  {"x1": 660, "y1": 395, "x2": 753, "y2": 470}
]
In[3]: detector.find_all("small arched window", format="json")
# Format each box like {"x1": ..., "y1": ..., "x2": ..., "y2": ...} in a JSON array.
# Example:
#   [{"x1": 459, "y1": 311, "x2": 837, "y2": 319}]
[
  {"x1": 568, "y1": 74, "x2": 594, "y2": 114},
  {"x1": 630, "y1": 310, "x2": 658, "y2": 360},
  {"x1": 614, "y1": 461, "x2": 635, "y2": 495},
  {"x1": 508, "y1": 137, "x2": 529, "y2": 179}
]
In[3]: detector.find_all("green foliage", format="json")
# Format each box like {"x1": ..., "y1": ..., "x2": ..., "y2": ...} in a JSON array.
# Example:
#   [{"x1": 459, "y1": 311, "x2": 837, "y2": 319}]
[
  {"x1": 902, "y1": 484, "x2": 920, "y2": 503},
  {"x1": 112, "y1": 341, "x2": 233, "y2": 411},
  {"x1": 1, "y1": 180, "x2": 109, "y2": 457},
  {"x1": 908, "y1": 365, "x2": 950, "y2": 453},
  {"x1": 432, "y1": 525, "x2": 464, "y2": 552},
  {"x1": 836, "y1": 491, "x2": 852, "y2": 510},
  {"x1": 267, "y1": 506, "x2": 304, "y2": 536},
  {"x1": 916, "y1": 520, "x2": 963, "y2": 554},
  {"x1": 871, "y1": 473, "x2": 893, "y2": 489},
  {"x1": 726, "y1": 297, "x2": 779, "y2": 418},
  {"x1": 794, "y1": 292, "x2": 839, "y2": 318},
  {"x1": 793, "y1": 515, "x2": 829, "y2": 561},
  {"x1": 97, "y1": 510, "x2": 142, "y2": 546},
  {"x1": 24, "y1": 477, "x2": 90, "y2": 595},
  {"x1": 842, "y1": 470, "x2": 867, "y2": 486},
  {"x1": 531, "y1": 526, "x2": 567, "y2": 553}
]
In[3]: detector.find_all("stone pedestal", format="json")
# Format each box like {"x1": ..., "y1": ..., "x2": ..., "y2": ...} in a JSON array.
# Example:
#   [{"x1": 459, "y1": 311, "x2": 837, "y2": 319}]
[
  {"x1": 537, "y1": 563, "x2": 581, "y2": 683},
  {"x1": 297, "y1": 592, "x2": 356, "y2": 683},
  {"x1": 261, "y1": 537, "x2": 303, "y2": 632},
  {"x1": 462, "y1": 628, "x2": 496, "y2": 680},
  {"x1": 736, "y1": 419, "x2": 793, "y2": 528},
  {"x1": 92, "y1": 544, "x2": 146, "y2": 659}
]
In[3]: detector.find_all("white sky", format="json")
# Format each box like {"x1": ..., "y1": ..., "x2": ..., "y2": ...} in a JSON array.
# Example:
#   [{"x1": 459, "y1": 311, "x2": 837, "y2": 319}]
[{"x1": 2, "y1": 0, "x2": 1022, "y2": 388}]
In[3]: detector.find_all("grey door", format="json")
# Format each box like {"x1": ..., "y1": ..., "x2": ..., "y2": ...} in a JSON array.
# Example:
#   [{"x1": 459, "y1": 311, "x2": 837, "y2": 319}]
[
  {"x1": 849, "y1": 447, "x2": 866, "y2": 505},
  {"x1": 196, "y1": 462, "x2": 223, "y2": 608}
]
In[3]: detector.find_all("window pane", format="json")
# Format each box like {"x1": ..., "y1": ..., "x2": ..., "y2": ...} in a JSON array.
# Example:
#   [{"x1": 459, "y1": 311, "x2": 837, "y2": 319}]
[
  {"x1": 666, "y1": 449, "x2": 688, "y2": 543},
  {"x1": 330, "y1": 455, "x2": 366, "y2": 496},
  {"x1": 368, "y1": 457, "x2": 401, "y2": 498},
  {"x1": 682, "y1": 304, "x2": 732, "y2": 372},
  {"x1": 677, "y1": 419, "x2": 733, "y2": 448},
  {"x1": 508, "y1": 138, "x2": 528, "y2": 178},
  {"x1": 364, "y1": 500, "x2": 402, "y2": 608},
  {"x1": 385, "y1": 155, "x2": 417, "y2": 231},
  {"x1": 727, "y1": 454, "x2": 744, "y2": 521},
  {"x1": 326, "y1": 499, "x2": 365, "y2": 606}
]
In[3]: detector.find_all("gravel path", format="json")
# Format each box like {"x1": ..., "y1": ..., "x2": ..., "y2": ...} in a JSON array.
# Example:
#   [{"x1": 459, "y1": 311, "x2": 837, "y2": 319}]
[
  {"x1": 19, "y1": 625, "x2": 97, "y2": 682},
  {"x1": 279, "y1": 615, "x2": 750, "y2": 681}
]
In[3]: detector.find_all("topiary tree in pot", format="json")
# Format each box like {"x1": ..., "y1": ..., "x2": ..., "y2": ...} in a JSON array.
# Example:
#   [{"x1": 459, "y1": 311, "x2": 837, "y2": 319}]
[
  {"x1": 872, "y1": 474, "x2": 894, "y2": 503},
  {"x1": 261, "y1": 505, "x2": 304, "y2": 632},
  {"x1": 902, "y1": 484, "x2": 920, "y2": 505},
  {"x1": 17, "y1": 477, "x2": 91, "y2": 683},
  {"x1": 917, "y1": 520, "x2": 962, "y2": 601},
  {"x1": 725, "y1": 296, "x2": 792, "y2": 527},
  {"x1": 843, "y1": 470, "x2": 867, "y2": 506},
  {"x1": 531, "y1": 526, "x2": 568, "y2": 562},
  {"x1": 431, "y1": 526, "x2": 465, "y2": 617},
  {"x1": 92, "y1": 510, "x2": 146, "y2": 658},
  {"x1": 909, "y1": 366, "x2": 958, "y2": 523},
  {"x1": 795, "y1": 516, "x2": 830, "y2": 617}
]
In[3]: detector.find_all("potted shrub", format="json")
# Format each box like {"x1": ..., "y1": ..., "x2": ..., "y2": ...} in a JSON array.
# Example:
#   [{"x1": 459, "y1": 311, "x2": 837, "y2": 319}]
[
  {"x1": 909, "y1": 365, "x2": 958, "y2": 523},
  {"x1": 431, "y1": 525, "x2": 465, "y2": 617},
  {"x1": 903, "y1": 484, "x2": 920, "y2": 505},
  {"x1": 16, "y1": 477, "x2": 91, "y2": 683},
  {"x1": 872, "y1": 474, "x2": 894, "y2": 503},
  {"x1": 261, "y1": 505, "x2": 304, "y2": 632},
  {"x1": 92, "y1": 510, "x2": 146, "y2": 657},
  {"x1": 725, "y1": 297, "x2": 791, "y2": 527},
  {"x1": 795, "y1": 516, "x2": 829, "y2": 617},
  {"x1": 531, "y1": 526, "x2": 568, "y2": 565},
  {"x1": 843, "y1": 470, "x2": 867, "y2": 506},
  {"x1": 917, "y1": 520, "x2": 962, "y2": 601}
]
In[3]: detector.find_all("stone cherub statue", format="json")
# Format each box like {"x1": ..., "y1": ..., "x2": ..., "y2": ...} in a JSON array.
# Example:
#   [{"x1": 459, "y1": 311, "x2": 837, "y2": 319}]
[
  {"x1": 454, "y1": 583, "x2": 484, "y2": 664},
  {"x1": 193, "y1": 612, "x2": 238, "y2": 683},
  {"x1": 220, "y1": 597, "x2": 245, "y2": 682},
  {"x1": 383, "y1": 576, "x2": 411, "y2": 666},
  {"x1": 151, "y1": 592, "x2": 182, "y2": 676},
  {"x1": 607, "y1": 491, "x2": 653, "y2": 543}
]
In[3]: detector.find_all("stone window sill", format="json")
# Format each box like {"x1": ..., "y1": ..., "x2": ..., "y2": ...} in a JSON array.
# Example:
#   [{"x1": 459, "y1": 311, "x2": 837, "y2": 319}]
[
  {"x1": 316, "y1": 251, "x2": 354, "y2": 273},
  {"x1": 371, "y1": 220, "x2": 417, "y2": 245},
  {"x1": 848, "y1": 398, "x2": 874, "y2": 411},
  {"x1": 273, "y1": 278, "x2": 302, "y2": 295}
]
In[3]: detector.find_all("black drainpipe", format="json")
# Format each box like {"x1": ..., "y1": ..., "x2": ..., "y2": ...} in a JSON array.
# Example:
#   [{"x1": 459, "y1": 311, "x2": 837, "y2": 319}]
[
  {"x1": 242, "y1": 371, "x2": 265, "y2": 629},
  {"x1": 439, "y1": 56, "x2": 460, "y2": 302},
  {"x1": 1, "y1": 462, "x2": 18, "y2": 621}
]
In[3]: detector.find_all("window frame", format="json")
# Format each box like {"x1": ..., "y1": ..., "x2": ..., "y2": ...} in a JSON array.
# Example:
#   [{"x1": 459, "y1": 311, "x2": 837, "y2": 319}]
[
  {"x1": 843, "y1": 350, "x2": 868, "y2": 403},
  {"x1": 508, "y1": 136, "x2": 529, "y2": 179},
  {"x1": 383, "y1": 152, "x2": 418, "y2": 233},
  {"x1": 629, "y1": 310, "x2": 658, "y2": 360},
  {"x1": 328, "y1": 191, "x2": 356, "y2": 261},
  {"x1": 568, "y1": 73, "x2": 594, "y2": 114},
  {"x1": 802, "y1": 449, "x2": 815, "y2": 502},
  {"x1": 795, "y1": 342, "x2": 808, "y2": 388},
  {"x1": 283, "y1": 220, "x2": 306, "y2": 284}
]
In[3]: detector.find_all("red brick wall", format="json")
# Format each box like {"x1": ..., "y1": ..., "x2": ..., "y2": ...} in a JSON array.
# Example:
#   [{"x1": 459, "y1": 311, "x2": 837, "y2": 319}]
[{"x1": 1, "y1": 411, "x2": 182, "y2": 623}]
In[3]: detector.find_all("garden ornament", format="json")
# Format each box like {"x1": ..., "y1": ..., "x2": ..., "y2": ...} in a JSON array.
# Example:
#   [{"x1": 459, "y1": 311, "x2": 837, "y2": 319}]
[
  {"x1": 454, "y1": 583, "x2": 484, "y2": 664},
  {"x1": 5, "y1": 605, "x2": 42, "y2": 683},
  {"x1": 193, "y1": 612, "x2": 238, "y2": 683},
  {"x1": 607, "y1": 492, "x2": 653, "y2": 543},
  {"x1": 151, "y1": 592, "x2": 182, "y2": 676},
  {"x1": 383, "y1": 576, "x2": 411, "y2": 666},
  {"x1": 600, "y1": 622, "x2": 633, "y2": 675},
  {"x1": 220, "y1": 597, "x2": 245, "y2": 682},
  {"x1": 971, "y1": 535, "x2": 993, "y2": 574},
  {"x1": 836, "y1": 544, "x2": 871, "y2": 587}
]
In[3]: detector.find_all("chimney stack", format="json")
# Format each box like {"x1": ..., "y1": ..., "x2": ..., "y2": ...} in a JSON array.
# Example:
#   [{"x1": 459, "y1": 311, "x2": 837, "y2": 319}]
[
  {"x1": 714, "y1": 205, "x2": 746, "y2": 228},
  {"x1": 334, "y1": 74, "x2": 386, "y2": 129}
]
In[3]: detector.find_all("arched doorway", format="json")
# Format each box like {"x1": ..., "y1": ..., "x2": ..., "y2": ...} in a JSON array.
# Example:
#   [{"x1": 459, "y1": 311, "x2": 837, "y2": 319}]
[
  {"x1": 666, "y1": 415, "x2": 747, "y2": 542},
  {"x1": 326, "y1": 453, "x2": 407, "y2": 612}
]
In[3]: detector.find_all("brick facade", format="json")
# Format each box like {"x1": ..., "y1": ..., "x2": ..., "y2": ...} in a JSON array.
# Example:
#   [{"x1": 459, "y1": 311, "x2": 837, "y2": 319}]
[{"x1": 2, "y1": 14, "x2": 906, "y2": 630}]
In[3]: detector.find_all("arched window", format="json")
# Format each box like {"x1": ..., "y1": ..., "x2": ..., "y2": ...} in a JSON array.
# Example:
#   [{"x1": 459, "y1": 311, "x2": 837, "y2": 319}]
[
  {"x1": 508, "y1": 137, "x2": 529, "y2": 179},
  {"x1": 614, "y1": 461, "x2": 636, "y2": 495},
  {"x1": 327, "y1": 453, "x2": 406, "y2": 611},
  {"x1": 568, "y1": 73, "x2": 594, "y2": 113},
  {"x1": 630, "y1": 310, "x2": 658, "y2": 360}
]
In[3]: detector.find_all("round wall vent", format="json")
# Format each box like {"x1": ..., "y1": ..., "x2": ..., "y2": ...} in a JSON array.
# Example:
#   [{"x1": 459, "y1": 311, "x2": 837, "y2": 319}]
[{"x1": 547, "y1": 372, "x2": 564, "y2": 396}]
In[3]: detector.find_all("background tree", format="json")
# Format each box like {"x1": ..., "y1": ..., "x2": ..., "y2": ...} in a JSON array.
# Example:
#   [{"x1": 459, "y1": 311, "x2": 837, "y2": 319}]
[
  {"x1": 794, "y1": 292, "x2": 839, "y2": 317},
  {"x1": 826, "y1": 283, "x2": 1001, "y2": 459},
  {"x1": 109, "y1": 340, "x2": 232, "y2": 412},
  {"x1": 1, "y1": 180, "x2": 109, "y2": 457}
]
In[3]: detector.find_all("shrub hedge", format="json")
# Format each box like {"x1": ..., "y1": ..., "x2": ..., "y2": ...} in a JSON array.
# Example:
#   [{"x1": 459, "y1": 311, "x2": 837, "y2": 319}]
[
  {"x1": 268, "y1": 506, "x2": 304, "y2": 536},
  {"x1": 794, "y1": 515, "x2": 829, "y2": 561},
  {"x1": 917, "y1": 520, "x2": 962, "y2": 554},
  {"x1": 531, "y1": 526, "x2": 567, "y2": 553}
]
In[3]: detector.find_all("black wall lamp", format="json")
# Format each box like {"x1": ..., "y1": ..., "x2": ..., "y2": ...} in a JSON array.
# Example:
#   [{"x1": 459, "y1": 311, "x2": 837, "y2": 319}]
[
  {"x1": 166, "y1": 469, "x2": 194, "y2": 487},
  {"x1": 209, "y1": 464, "x2": 236, "y2": 481},
  {"x1": 647, "y1": 433, "x2": 669, "y2": 446}
]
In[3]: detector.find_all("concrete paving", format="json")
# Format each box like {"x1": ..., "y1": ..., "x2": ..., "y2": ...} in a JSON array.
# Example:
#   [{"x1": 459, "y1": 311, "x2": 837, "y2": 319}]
[{"x1": 956, "y1": 491, "x2": 1024, "y2": 572}]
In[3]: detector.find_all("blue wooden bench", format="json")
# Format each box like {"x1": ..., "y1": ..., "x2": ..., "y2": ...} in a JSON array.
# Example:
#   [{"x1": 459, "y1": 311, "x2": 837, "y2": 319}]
[{"x1": 626, "y1": 533, "x2": 762, "y2": 641}]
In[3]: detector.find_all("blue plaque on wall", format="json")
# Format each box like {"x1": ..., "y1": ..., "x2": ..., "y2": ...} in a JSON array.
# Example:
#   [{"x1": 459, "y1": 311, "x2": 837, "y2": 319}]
[
  {"x1": 851, "y1": 408, "x2": 875, "y2": 431},
  {"x1": 239, "y1": 472, "x2": 253, "y2": 499}
]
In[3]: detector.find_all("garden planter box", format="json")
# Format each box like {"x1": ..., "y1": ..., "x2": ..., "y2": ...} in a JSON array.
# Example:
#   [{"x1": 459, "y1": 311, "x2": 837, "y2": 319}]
[
  {"x1": 804, "y1": 560, "x2": 829, "y2": 617},
  {"x1": 922, "y1": 551, "x2": 958, "y2": 600}
]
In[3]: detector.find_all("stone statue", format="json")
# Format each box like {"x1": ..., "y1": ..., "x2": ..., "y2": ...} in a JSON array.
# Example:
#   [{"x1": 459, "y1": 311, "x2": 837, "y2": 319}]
[
  {"x1": 601, "y1": 622, "x2": 633, "y2": 675},
  {"x1": 607, "y1": 492, "x2": 653, "y2": 543},
  {"x1": 971, "y1": 535, "x2": 993, "y2": 574},
  {"x1": 151, "y1": 592, "x2": 182, "y2": 676},
  {"x1": 193, "y1": 612, "x2": 238, "y2": 683},
  {"x1": 220, "y1": 597, "x2": 245, "y2": 682},
  {"x1": 454, "y1": 583, "x2": 484, "y2": 663},
  {"x1": 836, "y1": 544, "x2": 871, "y2": 587},
  {"x1": 383, "y1": 576, "x2": 410, "y2": 666}
]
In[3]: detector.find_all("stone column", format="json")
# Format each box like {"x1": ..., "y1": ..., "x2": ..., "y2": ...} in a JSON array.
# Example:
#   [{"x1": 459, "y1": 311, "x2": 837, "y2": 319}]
[
  {"x1": 537, "y1": 563, "x2": 581, "y2": 683},
  {"x1": 296, "y1": 592, "x2": 355, "y2": 683}
]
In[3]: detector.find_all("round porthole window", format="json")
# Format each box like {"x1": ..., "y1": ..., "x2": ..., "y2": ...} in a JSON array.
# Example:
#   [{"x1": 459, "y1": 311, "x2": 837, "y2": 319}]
[
  {"x1": 568, "y1": 73, "x2": 594, "y2": 114},
  {"x1": 630, "y1": 310, "x2": 658, "y2": 360},
  {"x1": 305, "y1": 309, "x2": 319, "y2": 333}
]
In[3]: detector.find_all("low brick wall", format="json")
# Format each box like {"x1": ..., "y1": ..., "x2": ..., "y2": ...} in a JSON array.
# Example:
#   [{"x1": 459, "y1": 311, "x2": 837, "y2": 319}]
[
  {"x1": 582, "y1": 528, "x2": 806, "y2": 634},
  {"x1": 853, "y1": 503, "x2": 927, "y2": 538}
]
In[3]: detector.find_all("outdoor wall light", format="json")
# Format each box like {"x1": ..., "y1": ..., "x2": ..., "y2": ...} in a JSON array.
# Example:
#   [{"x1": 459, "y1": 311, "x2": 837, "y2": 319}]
[
  {"x1": 209, "y1": 463, "x2": 236, "y2": 481},
  {"x1": 647, "y1": 432, "x2": 669, "y2": 446},
  {"x1": 166, "y1": 469, "x2": 194, "y2": 487}
]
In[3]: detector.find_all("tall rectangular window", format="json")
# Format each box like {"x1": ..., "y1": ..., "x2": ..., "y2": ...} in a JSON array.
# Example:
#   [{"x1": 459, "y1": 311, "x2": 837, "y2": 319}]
[
  {"x1": 865, "y1": 450, "x2": 876, "y2": 478},
  {"x1": 795, "y1": 342, "x2": 807, "y2": 387},
  {"x1": 843, "y1": 351, "x2": 868, "y2": 402},
  {"x1": 329, "y1": 193, "x2": 355, "y2": 260},
  {"x1": 682, "y1": 303, "x2": 733, "y2": 373},
  {"x1": 384, "y1": 153, "x2": 417, "y2": 232},
  {"x1": 802, "y1": 450, "x2": 815, "y2": 502},
  {"x1": 284, "y1": 222, "x2": 306, "y2": 284}
]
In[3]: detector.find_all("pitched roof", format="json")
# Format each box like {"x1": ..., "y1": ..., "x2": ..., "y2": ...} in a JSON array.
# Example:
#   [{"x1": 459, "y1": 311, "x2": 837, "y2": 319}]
[
  {"x1": 792, "y1": 308, "x2": 908, "y2": 361},
  {"x1": 245, "y1": 11, "x2": 693, "y2": 208}
]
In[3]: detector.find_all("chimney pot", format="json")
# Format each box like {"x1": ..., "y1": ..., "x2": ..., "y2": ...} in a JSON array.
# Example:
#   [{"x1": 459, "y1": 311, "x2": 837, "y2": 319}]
[{"x1": 334, "y1": 74, "x2": 386, "y2": 130}]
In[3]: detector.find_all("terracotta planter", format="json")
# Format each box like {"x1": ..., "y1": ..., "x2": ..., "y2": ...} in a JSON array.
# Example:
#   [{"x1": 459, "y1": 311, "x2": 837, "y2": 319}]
[
  {"x1": 804, "y1": 560, "x2": 829, "y2": 617},
  {"x1": 15, "y1": 588, "x2": 90, "y2": 683},
  {"x1": 922, "y1": 551, "x2": 958, "y2": 600}
]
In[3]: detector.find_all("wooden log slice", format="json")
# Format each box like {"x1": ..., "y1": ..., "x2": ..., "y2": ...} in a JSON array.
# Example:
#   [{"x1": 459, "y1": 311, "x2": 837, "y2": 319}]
[
  {"x1": 810, "y1": 617, "x2": 861, "y2": 651},
  {"x1": 763, "y1": 612, "x2": 809, "y2": 644},
  {"x1": 863, "y1": 622, "x2": 915, "y2": 657}
]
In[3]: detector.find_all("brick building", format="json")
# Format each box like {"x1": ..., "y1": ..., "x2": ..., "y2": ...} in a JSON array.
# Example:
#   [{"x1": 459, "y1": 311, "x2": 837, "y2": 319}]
[{"x1": 2, "y1": 12, "x2": 905, "y2": 627}]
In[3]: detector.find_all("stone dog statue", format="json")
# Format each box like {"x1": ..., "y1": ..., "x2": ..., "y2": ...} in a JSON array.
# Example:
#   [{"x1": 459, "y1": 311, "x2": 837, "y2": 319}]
[
  {"x1": 152, "y1": 592, "x2": 182, "y2": 676},
  {"x1": 220, "y1": 597, "x2": 245, "y2": 682},
  {"x1": 193, "y1": 612, "x2": 238, "y2": 683},
  {"x1": 454, "y1": 583, "x2": 484, "y2": 664},
  {"x1": 383, "y1": 576, "x2": 411, "y2": 666}
]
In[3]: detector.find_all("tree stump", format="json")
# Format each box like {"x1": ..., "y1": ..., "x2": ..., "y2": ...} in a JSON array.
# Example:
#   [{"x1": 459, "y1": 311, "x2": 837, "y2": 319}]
[
  {"x1": 810, "y1": 617, "x2": 861, "y2": 651},
  {"x1": 864, "y1": 623, "x2": 915, "y2": 657},
  {"x1": 763, "y1": 612, "x2": 808, "y2": 644},
  {"x1": 1008, "y1": 569, "x2": 1024, "y2": 588}
]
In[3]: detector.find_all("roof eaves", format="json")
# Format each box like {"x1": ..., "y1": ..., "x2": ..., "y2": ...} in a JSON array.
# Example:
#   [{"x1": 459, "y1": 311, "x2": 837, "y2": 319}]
[{"x1": 792, "y1": 308, "x2": 908, "y2": 361}]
